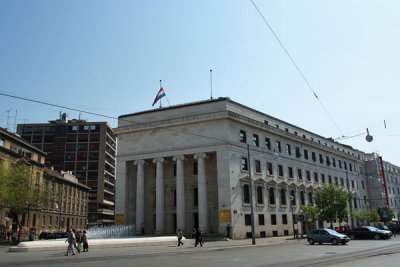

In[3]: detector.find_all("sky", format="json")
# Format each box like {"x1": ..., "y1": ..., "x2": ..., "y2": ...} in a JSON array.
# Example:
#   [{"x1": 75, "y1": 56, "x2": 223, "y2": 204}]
[{"x1": 0, "y1": 0, "x2": 399, "y2": 165}]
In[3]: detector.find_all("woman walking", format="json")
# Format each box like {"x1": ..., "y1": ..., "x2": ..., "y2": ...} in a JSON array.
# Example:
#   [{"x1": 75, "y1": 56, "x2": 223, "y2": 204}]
[{"x1": 82, "y1": 230, "x2": 89, "y2": 252}]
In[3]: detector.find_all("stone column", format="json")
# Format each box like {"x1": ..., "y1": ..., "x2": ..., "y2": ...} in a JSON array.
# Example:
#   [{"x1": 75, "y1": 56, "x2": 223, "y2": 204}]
[
  {"x1": 153, "y1": 158, "x2": 165, "y2": 234},
  {"x1": 134, "y1": 160, "x2": 145, "y2": 234},
  {"x1": 194, "y1": 153, "x2": 208, "y2": 232},
  {"x1": 173, "y1": 155, "x2": 186, "y2": 232}
]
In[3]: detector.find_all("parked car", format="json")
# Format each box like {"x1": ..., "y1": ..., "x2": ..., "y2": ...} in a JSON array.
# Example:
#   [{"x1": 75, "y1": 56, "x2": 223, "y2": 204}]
[
  {"x1": 376, "y1": 226, "x2": 393, "y2": 237},
  {"x1": 307, "y1": 229, "x2": 350, "y2": 245},
  {"x1": 38, "y1": 232, "x2": 52, "y2": 240},
  {"x1": 349, "y1": 226, "x2": 391, "y2": 240}
]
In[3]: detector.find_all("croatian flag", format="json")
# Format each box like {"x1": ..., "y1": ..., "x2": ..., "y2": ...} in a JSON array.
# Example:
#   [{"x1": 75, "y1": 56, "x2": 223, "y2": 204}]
[{"x1": 152, "y1": 88, "x2": 166, "y2": 106}]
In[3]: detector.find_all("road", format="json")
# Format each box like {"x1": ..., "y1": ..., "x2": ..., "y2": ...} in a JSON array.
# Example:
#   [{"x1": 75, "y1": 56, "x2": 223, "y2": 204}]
[{"x1": 1, "y1": 237, "x2": 400, "y2": 266}]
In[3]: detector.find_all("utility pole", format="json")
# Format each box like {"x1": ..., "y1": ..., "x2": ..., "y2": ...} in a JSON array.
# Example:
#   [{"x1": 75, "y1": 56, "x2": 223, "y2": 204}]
[{"x1": 247, "y1": 144, "x2": 256, "y2": 245}]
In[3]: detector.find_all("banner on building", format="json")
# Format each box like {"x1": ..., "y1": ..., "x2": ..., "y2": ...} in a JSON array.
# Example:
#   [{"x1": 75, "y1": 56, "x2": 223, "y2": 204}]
[
  {"x1": 115, "y1": 214, "x2": 124, "y2": 225},
  {"x1": 219, "y1": 210, "x2": 231, "y2": 222}
]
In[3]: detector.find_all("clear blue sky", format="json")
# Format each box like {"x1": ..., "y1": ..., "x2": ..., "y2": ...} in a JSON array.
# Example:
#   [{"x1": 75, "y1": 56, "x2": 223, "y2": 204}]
[{"x1": 0, "y1": 0, "x2": 399, "y2": 165}]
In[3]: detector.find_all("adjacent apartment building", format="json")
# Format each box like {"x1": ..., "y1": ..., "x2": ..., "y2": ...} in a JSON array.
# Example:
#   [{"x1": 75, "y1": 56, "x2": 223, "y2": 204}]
[
  {"x1": 17, "y1": 113, "x2": 116, "y2": 226},
  {"x1": 364, "y1": 153, "x2": 400, "y2": 218},
  {"x1": 0, "y1": 127, "x2": 89, "y2": 235},
  {"x1": 115, "y1": 97, "x2": 369, "y2": 239}
]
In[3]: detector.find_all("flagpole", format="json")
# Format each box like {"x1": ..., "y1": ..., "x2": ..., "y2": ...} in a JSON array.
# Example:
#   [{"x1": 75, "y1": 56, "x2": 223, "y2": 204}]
[
  {"x1": 210, "y1": 69, "x2": 213, "y2": 99},
  {"x1": 159, "y1": 80, "x2": 162, "y2": 108}
]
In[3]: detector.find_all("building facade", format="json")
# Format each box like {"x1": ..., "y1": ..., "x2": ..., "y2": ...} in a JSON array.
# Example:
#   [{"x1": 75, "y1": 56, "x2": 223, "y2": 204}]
[
  {"x1": 17, "y1": 113, "x2": 116, "y2": 226},
  {"x1": 115, "y1": 98, "x2": 369, "y2": 239},
  {"x1": 364, "y1": 153, "x2": 400, "y2": 219}
]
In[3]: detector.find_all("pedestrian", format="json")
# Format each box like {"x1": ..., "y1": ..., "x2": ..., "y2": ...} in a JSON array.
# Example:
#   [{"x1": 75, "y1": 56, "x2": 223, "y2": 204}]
[
  {"x1": 11, "y1": 231, "x2": 17, "y2": 245},
  {"x1": 7, "y1": 231, "x2": 11, "y2": 241},
  {"x1": 177, "y1": 228, "x2": 184, "y2": 247},
  {"x1": 72, "y1": 229, "x2": 81, "y2": 254},
  {"x1": 141, "y1": 222, "x2": 145, "y2": 234},
  {"x1": 226, "y1": 224, "x2": 231, "y2": 238},
  {"x1": 81, "y1": 230, "x2": 89, "y2": 252},
  {"x1": 65, "y1": 229, "x2": 76, "y2": 256},
  {"x1": 29, "y1": 230, "x2": 34, "y2": 241},
  {"x1": 198, "y1": 229, "x2": 204, "y2": 247},
  {"x1": 195, "y1": 228, "x2": 203, "y2": 247},
  {"x1": 76, "y1": 230, "x2": 82, "y2": 251}
]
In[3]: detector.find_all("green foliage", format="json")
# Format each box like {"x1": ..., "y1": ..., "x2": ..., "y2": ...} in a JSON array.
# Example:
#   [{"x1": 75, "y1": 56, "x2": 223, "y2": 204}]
[
  {"x1": 366, "y1": 209, "x2": 380, "y2": 223},
  {"x1": 314, "y1": 184, "x2": 349, "y2": 224},
  {"x1": 376, "y1": 206, "x2": 394, "y2": 223},
  {"x1": 0, "y1": 162, "x2": 53, "y2": 220},
  {"x1": 300, "y1": 204, "x2": 319, "y2": 222}
]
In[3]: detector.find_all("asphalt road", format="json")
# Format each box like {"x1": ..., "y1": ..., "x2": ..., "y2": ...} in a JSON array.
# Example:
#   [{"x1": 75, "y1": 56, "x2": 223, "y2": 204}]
[{"x1": 1, "y1": 237, "x2": 400, "y2": 267}]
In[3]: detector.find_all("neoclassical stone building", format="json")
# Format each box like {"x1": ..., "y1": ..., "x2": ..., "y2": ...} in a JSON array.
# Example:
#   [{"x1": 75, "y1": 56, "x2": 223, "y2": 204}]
[{"x1": 115, "y1": 98, "x2": 369, "y2": 239}]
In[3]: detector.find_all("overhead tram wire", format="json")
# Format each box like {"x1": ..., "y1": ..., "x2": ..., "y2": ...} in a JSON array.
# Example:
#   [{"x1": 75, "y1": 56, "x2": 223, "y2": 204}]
[
  {"x1": 249, "y1": 0, "x2": 344, "y2": 137},
  {"x1": 0, "y1": 92, "x2": 232, "y2": 144}
]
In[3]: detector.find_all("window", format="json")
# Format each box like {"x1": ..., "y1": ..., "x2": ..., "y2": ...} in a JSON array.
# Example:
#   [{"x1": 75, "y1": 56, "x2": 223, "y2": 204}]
[
  {"x1": 173, "y1": 164, "x2": 176, "y2": 177},
  {"x1": 269, "y1": 187, "x2": 275, "y2": 205},
  {"x1": 354, "y1": 198, "x2": 358, "y2": 209},
  {"x1": 271, "y1": 214, "x2": 277, "y2": 225},
  {"x1": 240, "y1": 130, "x2": 247, "y2": 143},
  {"x1": 319, "y1": 154, "x2": 324, "y2": 164},
  {"x1": 259, "y1": 214, "x2": 265, "y2": 225},
  {"x1": 297, "y1": 169, "x2": 302, "y2": 180},
  {"x1": 349, "y1": 163, "x2": 353, "y2": 172},
  {"x1": 245, "y1": 214, "x2": 251, "y2": 226},
  {"x1": 296, "y1": 147, "x2": 301, "y2": 158},
  {"x1": 328, "y1": 175, "x2": 332, "y2": 184},
  {"x1": 267, "y1": 163, "x2": 273, "y2": 176},
  {"x1": 286, "y1": 144, "x2": 291, "y2": 155},
  {"x1": 340, "y1": 178, "x2": 344, "y2": 186},
  {"x1": 344, "y1": 162, "x2": 347, "y2": 170},
  {"x1": 314, "y1": 172, "x2": 318, "y2": 183},
  {"x1": 72, "y1": 125, "x2": 78, "y2": 131},
  {"x1": 290, "y1": 190, "x2": 296, "y2": 205},
  {"x1": 243, "y1": 184, "x2": 250, "y2": 204},
  {"x1": 280, "y1": 188, "x2": 286, "y2": 205},
  {"x1": 241, "y1": 157, "x2": 248, "y2": 171},
  {"x1": 361, "y1": 181, "x2": 365, "y2": 189},
  {"x1": 288, "y1": 167, "x2": 293, "y2": 179},
  {"x1": 193, "y1": 162, "x2": 198, "y2": 175},
  {"x1": 306, "y1": 171, "x2": 311, "y2": 182},
  {"x1": 351, "y1": 180, "x2": 355, "y2": 189},
  {"x1": 278, "y1": 165, "x2": 283, "y2": 177},
  {"x1": 304, "y1": 149, "x2": 308, "y2": 160},
  {"x1": 265, "y1": 138, "x2": 271, "y2": 150},
  {"x1": 255, "y1": 160, "x2": 261, "y2": 173},
  {"x1": 282, "y1": 214, "x2": 288, "y2": 224},
  {"x1": 275, "y1": 141, "x2": 281, "y2": 152},
  {"x1": 326, "y1": 156, "x2": 330, "y2": 166},
  {"x1": 300, "y1": 191, "x2": 305, "y2": 205},
  {"x1": 335, "y1": 177, "x2": 338, "y2": 184},
  {"x1": 312, "y1": 152, "x2": 316, "y2": 162},
  {"x1": 321, "y1": 174, "x2": 325, "y2": 184},
  {"x1": 194, "y1": 188, "x2": 198, "y2": 206},
  {"x1": 332, "y1": 158, "x2": 336, "y2": 167},
  {"x1": 257, "y1": 186, "x2": 263, "y2": 204},
  {"x1": 253, "y1": 134, "x2": 259, "y2": 147},
  {"x1": 308, "y1": 192, "x2": 313, "y2": 204},
  {"x1": 0, "y1": 138, "x2": 5, "y2": 147},
  {"x1": 339, "y1": 160, "x2": 342, "y2": 169}
]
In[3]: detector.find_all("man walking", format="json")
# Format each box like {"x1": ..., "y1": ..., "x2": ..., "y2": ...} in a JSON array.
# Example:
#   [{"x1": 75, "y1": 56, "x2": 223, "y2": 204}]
[
  {"x1": 177, "y1": 228, "x2": 184, "y2": 247},
  {"x1": 226, "y1": 224, "x2": 231, "y2": 238},
  {"x1": 65, "y1": 229, "x2": 76, "y2": 256}
]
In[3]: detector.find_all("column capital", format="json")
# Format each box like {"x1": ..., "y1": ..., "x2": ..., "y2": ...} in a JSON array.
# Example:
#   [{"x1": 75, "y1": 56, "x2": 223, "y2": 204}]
[
  {"x1": 194, "y1": 153, "x2": 207, "y2": 160},
  {"x1": 173, "y1": 155, "x2": 185, "y2": 161},
  {"x1": 134, "y1": 159, "x2": 145, "y2": 166},
  {"x1": 153, "y1": 157, "x2": 165, "y2": 164}
]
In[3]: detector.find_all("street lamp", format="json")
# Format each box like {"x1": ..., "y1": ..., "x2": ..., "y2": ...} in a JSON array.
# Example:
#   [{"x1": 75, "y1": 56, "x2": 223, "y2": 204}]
[{"x1": 289, "y1": 195, "x2": 296, "y2": 239}]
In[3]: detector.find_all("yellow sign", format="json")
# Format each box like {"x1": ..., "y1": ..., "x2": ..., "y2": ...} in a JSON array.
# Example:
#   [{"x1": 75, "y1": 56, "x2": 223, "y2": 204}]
[
  {"x1": 219, "y1": 210, "x2": 231, "y2": 223},
  {"x1": 115, "y1": 214, "x2": 124, "y2": 225}
]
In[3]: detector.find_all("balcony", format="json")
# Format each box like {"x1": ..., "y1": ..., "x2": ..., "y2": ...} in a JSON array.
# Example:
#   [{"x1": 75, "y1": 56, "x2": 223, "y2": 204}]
[{"x1": 97, "y1": 209, "x2": 114, "y2": 215}]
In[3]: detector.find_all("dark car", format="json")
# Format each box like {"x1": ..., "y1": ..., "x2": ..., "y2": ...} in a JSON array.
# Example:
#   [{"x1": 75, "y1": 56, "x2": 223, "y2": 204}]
[
  {"x1": 349, "y1": 226, "x2": 391, "y2": 240},
  {"x1": 307, "y1": 229, "x2": 350, "y2": 245},
  {"x1": 38, "y1": 232, "x2": 52, "y2": 240},
  {"x1": 334, "y1": 225, "x2": 351, "y2": 236}
]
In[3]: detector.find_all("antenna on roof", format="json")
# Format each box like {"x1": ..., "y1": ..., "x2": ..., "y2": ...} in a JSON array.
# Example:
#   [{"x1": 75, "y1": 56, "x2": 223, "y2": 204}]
[
  {"x1": 210, "y1": 69, "x2": 213, "y2": 99},
  {"x1": 6, "y1": 108, "x2": 12, "y2": 129},
  {"x1": 13, "y1": 109, "x2": 17, "y2": 132}
]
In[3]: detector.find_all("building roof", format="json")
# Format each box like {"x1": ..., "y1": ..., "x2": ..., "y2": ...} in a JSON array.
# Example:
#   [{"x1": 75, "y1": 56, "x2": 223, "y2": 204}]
[
  {"x1": 0, "y1": 127, "x2": 46, "y2": 156},
  {"x1": 118, "y1": 97, "x2": 358, "y2": 153},
  {"x1": 43, "y1": 167, "x2": 90, "y2": 190}
]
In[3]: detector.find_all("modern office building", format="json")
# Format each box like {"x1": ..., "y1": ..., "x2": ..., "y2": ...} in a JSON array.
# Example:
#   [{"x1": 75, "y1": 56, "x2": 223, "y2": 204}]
[
  {"x1": 17, "y1": 113, "x2": 116, "y2": 226},
  {"x1": 115, "y1": 97, "x2": 368, "y2": 239}
]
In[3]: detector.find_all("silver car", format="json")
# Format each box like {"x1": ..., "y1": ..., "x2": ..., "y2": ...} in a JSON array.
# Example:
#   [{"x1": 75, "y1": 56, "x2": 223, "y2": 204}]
[{"x1": 307, "y1": 229, "x2": 350, "y2": 245}]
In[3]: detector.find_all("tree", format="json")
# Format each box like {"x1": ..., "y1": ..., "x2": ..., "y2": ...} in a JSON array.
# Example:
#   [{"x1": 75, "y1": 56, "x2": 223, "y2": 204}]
[
  {"x1": 366, "y1": 209, "x2": 380, "y2": 225},
  {"x1": 300, "y1": 204, "x2": 319, "y2": 230},
  {"x1": 0, "y1": 161, "x2": 53, "y2": 242},
  {"x1": 376, "y1": 206, "x2": 394, "y2": 224},
  {"x1": 314, "y1": 184, "x2": 349, "y2": 228}
]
